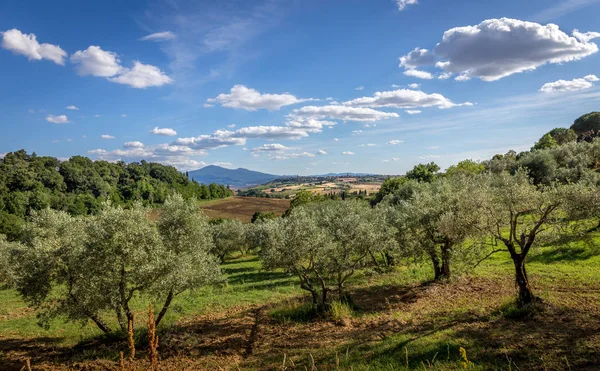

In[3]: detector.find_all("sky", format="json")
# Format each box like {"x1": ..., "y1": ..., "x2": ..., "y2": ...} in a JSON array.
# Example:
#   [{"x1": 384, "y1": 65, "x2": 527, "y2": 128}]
[{"x1": 1, "y1": 0, "x2": 600, "y2": 176}]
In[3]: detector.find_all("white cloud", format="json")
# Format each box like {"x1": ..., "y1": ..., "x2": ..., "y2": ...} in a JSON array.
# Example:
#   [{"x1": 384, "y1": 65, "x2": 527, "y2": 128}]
[
  {"x1": 406, "y1": 109, "x2": 422, "y2": 114},
  {"x1": 342, "y1": 151, "x2": 355, "y2": 155},
  {"x1": 318, "y1": 150, "x2": 328, "y2": 155},
  {"x1": 352, "y1": 130, "x2": 363, "y2": 135},
  {"x1": 235, "y1": 126, "x2": 309, "y2": 140},
  {"x1": 292, "y1": 105, "x2": 399, "y2": 122},
  {"x1": 71, "y1": 46, "x2": 172, "y2": 88},
  {"x1": 285, "y1": 118, "x2": 337, "y2": 133},
  {"x1": 70, "y1": 46, "x2": 122, "y2": 77},
  {"x1": 213, "y1": 162, "x2": 232, "y2": 168},
  {"x1": 108, "y1": 61, "x2": 173, "y2": 88},
  {"x1": 227, "y1": 124, "x2": 236, "y2": 128},
  {"x1": 88, "y1": 146, "x2": 206, "y2": 171},
  {"x1": 333, "y1": 138, "x2": 339, "y2": 141},
  {"x1": 123, "y1": 141, "x2": 144, "y2": 148},
  {"x1": 207, "y1": 85, "x2": 311, "y2": 111},
  {"x1": 401, "y1": 18, "x2": 600, "y2": 82},
  {"x1": 1, "y1": 28, "x2": 67, "y2": 65},
  {"x1": 139, "y1": 31, "x2": 176, "y2": 42},
  {"x1": 408, "y1": 83, "x2": 421, "y2": 89},
  {"x1": 344, "y1": 89, "x2": 472, "y2": 109},
  {"x1": 420, "y1": 155, "x2": 441, "y2": 160},
  {"x1": 355, "y1": 86, "x2": 364, "y2": 91},
  {"x1": 396, "y1": 0, "x2": 418, "y2": 11},
  {"x1": 250, "y1": 143, "x2": 291, "y2": 152},
  {"x1": 121, "y1": 114, "x2": 127, "y2": 117},
  {"x1": 403, "y1": 69, "x2": 433, "y2": 80},
  {"x1": 399, "y1": 48, "x2": 434, "y2": 69},
  {"x1": 271, "y1": 152, "x2": 316, "y2": 160},
  {"x1": 100, "y1": 134, "x2": 115, "y2": 139},
  {"x1": 28, "y1": 109, "x2": 35, "y2": 114},
  {"x1": 151, "y1": 127, "x2": 177, "y2": 136},
  {"x1": 389, "y1": 139, "x2": 404, "y2": 145},
  {"x1": 540, "y1": 74, "x2": 599, "y2": 92},
  {"x1": 175, "y1": 130, "x2": 246, "y2": 149},
  {"x1": 359, "y1": 143, "x2": 377, "y2": 147},
  {"x1": 94, "y1": 114, "x2": 100, "y2": 118},
  {"x1": 66, "y1": 105, "x2": 79, "y2": 110},
  {"x1": 46, "y1": 114, "x2": 69, "y2": 124}
]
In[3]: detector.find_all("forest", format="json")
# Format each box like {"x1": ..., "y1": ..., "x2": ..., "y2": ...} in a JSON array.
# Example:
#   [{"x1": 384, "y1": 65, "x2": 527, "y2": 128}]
[{"x1": 0, "y1": 150, "x2": 233, "y2": 240}]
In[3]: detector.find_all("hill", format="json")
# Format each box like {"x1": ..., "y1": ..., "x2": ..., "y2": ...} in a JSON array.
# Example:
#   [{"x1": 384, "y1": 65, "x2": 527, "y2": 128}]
[
  {"x1": 571, "y1": 111, "x2": 600, "y2": 134},
  {"x1": 188, "y1": 165, "x2": 280, "y2": 188}
]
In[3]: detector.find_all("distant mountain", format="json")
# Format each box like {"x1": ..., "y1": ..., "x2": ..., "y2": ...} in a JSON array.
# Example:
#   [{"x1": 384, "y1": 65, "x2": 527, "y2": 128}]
[{"x1": 188, "y1": 165, "x2": 280, "y2": 188}]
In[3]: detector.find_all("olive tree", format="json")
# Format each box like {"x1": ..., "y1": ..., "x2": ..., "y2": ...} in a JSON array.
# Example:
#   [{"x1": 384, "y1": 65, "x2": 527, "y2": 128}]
[
  {"x1": 260, "y1": 201, "x2": 396, "y2": 310},
  {"x1": 210, "y1": 218, "x2": 248, "y2": 260},
  {"x1": 153, "y1": 194, "x2": 223, "y2": 326},
  {"x1": 385, "y1": 177, "x2": 484, "y2": 280},
  {"x1": 473, "y1": 171, "x2": 563, "y2": 306}
]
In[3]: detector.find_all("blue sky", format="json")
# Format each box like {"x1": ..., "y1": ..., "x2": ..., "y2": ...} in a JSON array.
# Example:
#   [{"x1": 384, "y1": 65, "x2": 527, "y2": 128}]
[{"x1": 1, "y1": 0, "x2": 600, "y2": 175}]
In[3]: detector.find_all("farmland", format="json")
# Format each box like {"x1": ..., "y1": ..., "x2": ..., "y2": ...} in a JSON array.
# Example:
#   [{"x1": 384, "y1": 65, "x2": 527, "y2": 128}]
[{"x1": 199, "y1": 196, "x2": 290, "y2": 222}]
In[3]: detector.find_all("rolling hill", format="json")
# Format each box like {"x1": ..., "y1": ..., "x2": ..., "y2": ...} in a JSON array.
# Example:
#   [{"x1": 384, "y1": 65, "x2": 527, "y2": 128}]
[{"x1": 188, "y1": 165, "x2": 280, "y2": 188}]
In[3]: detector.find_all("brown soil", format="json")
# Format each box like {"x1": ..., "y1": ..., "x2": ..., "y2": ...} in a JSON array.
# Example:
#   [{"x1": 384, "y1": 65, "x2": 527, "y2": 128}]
[{"x1": 199, "y1": 197, "x2": 290, "y2": 223}]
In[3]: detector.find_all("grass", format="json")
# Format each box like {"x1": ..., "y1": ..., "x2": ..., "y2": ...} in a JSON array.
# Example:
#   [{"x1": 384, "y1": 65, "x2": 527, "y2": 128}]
[{"x1": 1, "y1": 231, "x2": 600, "y2": 369}]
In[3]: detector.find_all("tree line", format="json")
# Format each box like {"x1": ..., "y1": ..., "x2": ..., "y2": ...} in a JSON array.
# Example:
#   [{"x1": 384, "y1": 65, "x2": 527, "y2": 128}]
[{"x1": 0, "y1": 150, "x2": 233, "y2": 240}]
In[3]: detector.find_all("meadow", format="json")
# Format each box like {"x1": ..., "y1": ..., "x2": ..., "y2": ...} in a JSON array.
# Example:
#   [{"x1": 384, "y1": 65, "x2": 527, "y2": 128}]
[
  {"x1": 1, "y1": 229, "x2": 599, "y2": 370},
  {"x1": 198, "y1": 196, "x2": 290, "y2": 222}
]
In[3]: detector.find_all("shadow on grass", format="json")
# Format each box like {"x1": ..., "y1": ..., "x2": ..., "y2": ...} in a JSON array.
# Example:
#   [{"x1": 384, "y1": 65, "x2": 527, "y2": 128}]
[
  {"x1": 226, "y1": 271, "x2": 292, "y2": 286},
  {"x1": 529, "y1": 243, "x2": 600, "y2": 264}
]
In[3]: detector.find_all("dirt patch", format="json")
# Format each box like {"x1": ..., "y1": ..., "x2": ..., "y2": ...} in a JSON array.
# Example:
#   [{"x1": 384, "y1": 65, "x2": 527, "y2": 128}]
[{"x1": 199, "y1": 197, "x2": 290, "y2": 223}]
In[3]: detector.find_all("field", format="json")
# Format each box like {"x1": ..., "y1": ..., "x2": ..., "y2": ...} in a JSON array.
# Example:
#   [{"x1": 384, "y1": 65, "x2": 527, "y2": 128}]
[
  {"x1": 253, "y1": 178, "x2": 383, "y2": 199},
  {"x1": 1, "y1": 231, "x2": 600, "y2": 370},
  {"x1": 198, "y1": 196, "x2": 290, "y2": 222}
]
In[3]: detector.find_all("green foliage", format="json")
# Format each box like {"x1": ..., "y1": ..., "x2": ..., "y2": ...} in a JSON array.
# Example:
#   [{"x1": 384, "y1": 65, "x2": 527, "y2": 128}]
[
  {"x1": 3, "y1": 197, "x2": 222, "y2": 334},
  {"x1": 406, "y1": 162, "x2": 440, "y2": 183},
  {"x1": 571, "y1": 111, "x2": 600, "y2": 134},
  {"x1": 370, "y1": 176, "x2": 407, "y2": 206},
  {"x1": 547, "y1": 128, "x2": 578, "y2": 145},
  {"x1": 531, "y1": 133, "x2": 558, "y2": 151},
  {"x1": 0, "y1": 150, "x2": 233, "y2": 225},
  {"x1": 446, "y1": 160, "x2": 485, "y2": 177},
  {"x1": 210, "y1": 218, "x2": 248, "y2": 260},
  {"x1": 251, "y1": 211, "x2": 278, "y2": 223},
  {"x1": 260, "y1": 200, "x2": 397, "y2": 309}
]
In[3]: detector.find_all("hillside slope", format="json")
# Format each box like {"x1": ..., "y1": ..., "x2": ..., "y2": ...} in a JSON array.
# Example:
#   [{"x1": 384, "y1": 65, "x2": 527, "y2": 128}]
[{"x1": 188, "y1": 165, "x2": 280, "y2": 188}]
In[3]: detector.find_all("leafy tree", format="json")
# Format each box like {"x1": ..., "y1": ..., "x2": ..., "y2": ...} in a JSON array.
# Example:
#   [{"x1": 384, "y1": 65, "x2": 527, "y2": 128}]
[
  {"x1": 531, "y1": 133, "x2": 558, "y2": 151},
  {"x1": 370, "y1": 176, "x2": 407, "y2": 206},
  {"x1": 406, "y1": 162, "x2": 440, "y2": 183},
  {"x1": 386, "y1": 177, "x2": 484, "y2": 280},
  {"x1": 571, "y1": 111, "x2": 600, "y2": 134},
  {"x1": 472, "y1": 171, "x2": 564, "y2": 306},
  {"x1": 546, "y1": 128, "x2": 577, "y2": 145},
  {"x1": 154, "y1": 194, "x2": 223, "y2": 326},
  {"x1": 210, "y1": 219, "x2": 247, "y2": 260},
  {"x1": 251, "y1": 211, "x2": 278, "y2": 223},
  {"x1": 261, "y1": 201, "x2": 396, "y2": 310},
  {"x1": 446, "y1": 160, "x2": 485, "y2": 177}
]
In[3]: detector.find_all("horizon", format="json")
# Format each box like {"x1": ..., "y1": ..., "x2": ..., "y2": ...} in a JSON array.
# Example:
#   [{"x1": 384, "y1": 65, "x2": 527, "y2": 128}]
[{"x1": 2, "y1": 0, "x2": 600, "y2": 175}]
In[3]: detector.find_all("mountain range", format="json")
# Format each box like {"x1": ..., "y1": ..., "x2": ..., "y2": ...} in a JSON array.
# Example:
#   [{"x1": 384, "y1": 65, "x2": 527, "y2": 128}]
[{"x1": 187, "y1": 166, "x2": 379, "y2": 188}]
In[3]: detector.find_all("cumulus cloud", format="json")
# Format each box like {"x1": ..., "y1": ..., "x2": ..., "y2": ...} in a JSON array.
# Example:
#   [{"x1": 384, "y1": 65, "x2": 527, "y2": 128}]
[
  {"x1": 285, "y1": 118, "x2": 337, "y2": 133},
  {"x1": 271, "y1": 152, "x2": 316, "y2": 160},
  {"x1": 139, "y1": 31, "x2": 176, "y2": 42},
  {"x1": 108, "y1": 61, "x2": 173, "y2": 88},
  {"x1": 292, "y1": 105, "x2": 399, "y2": 122},
  {"x1": 318, "y1": 150, "x2": 328, "y2": 155},
  {"x1": 389, "y1": 140, "x2": 404, "y2": 145},
  {"x1": 100, "y1": 134, "x2": 115, "y2": 139},
  {"x1": 66, "y1": 105, "x2": 79, "y2": 110},
  {"x1": 399, "y1": 18, "x2": 600, "y2": 81},
  {"x1": 344, "y1": 89, "x2": 472, "y2": 109},
  {"x1": 70, "y1": 46, "x2": 122, "y2": 77},
  {"x1": 408, "y1": 83, "x2": 421, "y2": 89},
  {"x1": 397, "y1": 0, "x2": 418, "y2": 11},
  {"x1": 123, "y1": 141, "x2": 144, "y2": 148},
  {"x1": 359, "y1": 143, "x2": 377, "y2": 147},
  {"x1": 406, "y1": 109, "x2": 422, "y2": 114},
  {"x1": 403, "y1": 69, "x2": 433, "y2": 80},
  {"x1": 46, "y1": 114, "x2": 69, "y2": 124},
  {"x1": 540, "y1": 74, "x2": 599, "y2": 92},
  {"x1": 355, "y1": 86, "x2": 364, "y2": 91},
  {"x1": 175, "y1": 130, "x2": 246, "y2": 149},
  {"x1": 71, "y1": 46, "x2": 172, "y2": 88},
  {"x1": 235, "y1": 126, "x2": 309, "y2": 140},
  {"x1": 207, "y1": 85, "x2": 311, "y2": 111},
  {"x1": 151, "y1": 127, "x2": 177, "y2": 136},
  {"x1": 1, "y1": 28, "x2": 67, "y2": 65},
  {"x1": 399, "y1": 48, "x2": 434, "y2": 69},
  {"x1": 342, "y1": 151, "x2": 355, "y2": 155}
]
